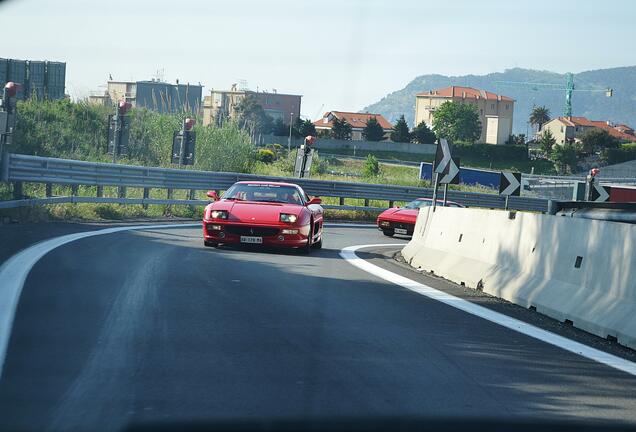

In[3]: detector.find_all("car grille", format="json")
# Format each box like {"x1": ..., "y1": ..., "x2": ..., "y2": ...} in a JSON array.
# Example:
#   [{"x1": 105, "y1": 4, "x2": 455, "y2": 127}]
[{"x1": 225, "y1": 226, "x2": 279, "y2": 236}]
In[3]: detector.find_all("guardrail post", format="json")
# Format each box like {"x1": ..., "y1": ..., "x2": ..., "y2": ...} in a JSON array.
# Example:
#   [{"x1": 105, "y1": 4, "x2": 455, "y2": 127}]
[
  {"x1": 188, "y1": 189, "x2": 196, "y2": 212},
  {"x1": 45, "y1": 183, "x2": 52, "y2": 198},
  {"x1": 389, "y1": 200, "x2": 394, "y2": 208},
  {"x1": 118, "y1": 186, "x2": 126, "y2": 199},
  {"x1": 12, "y1": 181, "x2": 22, "y2": 199},
  {"x1": 143, "y1": 188, "x2": 150, "y2": 209},
  {"x1": 364, "y1": 198, "x2": 369, "y2": 207},
  {"x1": 96, "y1": 186, "x2": 103, "y2": 198},
  {"x1": 339, "y1": 197, "x2": 345, "y2": 206},
  {"x1": 71, "y1": 184, "x2": 78, "y2": 196},
  {"x1": 165, "y1": 189, "x2": 174, "y2": 216}
]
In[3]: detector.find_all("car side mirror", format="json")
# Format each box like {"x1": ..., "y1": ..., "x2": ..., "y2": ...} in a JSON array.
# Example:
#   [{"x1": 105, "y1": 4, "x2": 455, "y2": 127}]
[
  {"x1": 307, "y1": 197, "x2": 322, "y2": 205},
  {"x1": 206, "y1": 191, "x2": 220, "y2": 201}
]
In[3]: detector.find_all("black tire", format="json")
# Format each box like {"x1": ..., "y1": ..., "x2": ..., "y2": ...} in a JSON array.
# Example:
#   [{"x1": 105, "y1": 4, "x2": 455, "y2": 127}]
[
  {"x1": 311, "y1": 235, "x2": 323, "y2": 249},
  {"x1": 382, "y1": 229, "x2": 395, "y2": 237},
  {"x1": 300, "y1": 222, "x2": 313, "y2": 254},
  {"x1": 204, "y1": 240, "x2": 218, "y2": 248}
]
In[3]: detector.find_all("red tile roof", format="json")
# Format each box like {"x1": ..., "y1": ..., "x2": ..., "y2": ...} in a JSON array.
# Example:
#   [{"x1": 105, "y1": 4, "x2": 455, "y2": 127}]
[
  {"x1": 556, "y1": 117, "x2": 636, "y2": 141},
  {"x1": 313, "y1": 111, "x2": 393, "y2": 130},
  {"x1": 416, "y1": 86, "x2": 514, "y2": 102}
]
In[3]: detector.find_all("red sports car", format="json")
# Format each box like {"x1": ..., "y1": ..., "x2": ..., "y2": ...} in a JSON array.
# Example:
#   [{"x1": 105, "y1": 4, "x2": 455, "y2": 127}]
[
  {"x1": 377, "y1": 198, "x2": 464, "y2": 237},
  {"x1": 202, "y1": 181, "x2": 324, "y2": 252}
]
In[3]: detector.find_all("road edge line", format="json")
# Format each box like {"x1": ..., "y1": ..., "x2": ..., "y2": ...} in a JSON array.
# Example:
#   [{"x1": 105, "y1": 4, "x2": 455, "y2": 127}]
[
  {"x1": 0, "y1": 223, "x2": 200, "y2": 377},
  {"x1": 340, "y1": 243, "x2": 636, "y2": 377}
]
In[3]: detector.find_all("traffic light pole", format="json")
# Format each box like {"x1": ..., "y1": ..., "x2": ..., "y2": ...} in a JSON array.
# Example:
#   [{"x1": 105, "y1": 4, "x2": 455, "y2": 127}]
[
  {"x1": 112, "y1": 111, "x2": 119, "y2": 164},
  {"x1": 179, "y1": 119, "x2": 186, "y2": 168}
]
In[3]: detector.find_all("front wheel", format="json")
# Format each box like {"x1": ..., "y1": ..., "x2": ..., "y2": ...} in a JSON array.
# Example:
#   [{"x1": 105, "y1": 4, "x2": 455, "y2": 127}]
[
  {"x1": 299, "y1": 223, "x2": 313, "y2": 254},
  {"x1": 311, "y1": 235, "x2": 323, "y2": 249},
  {"x1": 382, "y1": 229, "x2": 394, "y2": 237}
]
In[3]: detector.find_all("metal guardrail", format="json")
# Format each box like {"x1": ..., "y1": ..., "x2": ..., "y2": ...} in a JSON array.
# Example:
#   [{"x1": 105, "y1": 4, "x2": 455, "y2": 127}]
[{"x1": 0, "y1": 153, "x2": 549, "y2": 213}]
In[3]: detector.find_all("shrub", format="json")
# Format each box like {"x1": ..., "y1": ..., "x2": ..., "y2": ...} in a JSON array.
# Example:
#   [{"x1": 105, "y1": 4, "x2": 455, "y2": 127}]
[
  {"x1": 363, "y1": 154, "x2": 380, "y2": 177},
  {"x1": 257, "y1": 148, "x2": 276, "y2": 163},
  {"x1": 451, "y1": 142, "x2": 528, "y2": 161},
  {"x1": 602, "y1": 143, "x2": 636, "y2": 165}
]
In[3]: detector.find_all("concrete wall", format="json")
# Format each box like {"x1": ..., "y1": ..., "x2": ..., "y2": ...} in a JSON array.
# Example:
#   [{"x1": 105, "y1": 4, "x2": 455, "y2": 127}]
[
  {"x1": 259, "y1": 134, "x2": 436, "y2": 155},
  {"x1": 402, "y1": 206, "x2": 636, "y2": 349}
]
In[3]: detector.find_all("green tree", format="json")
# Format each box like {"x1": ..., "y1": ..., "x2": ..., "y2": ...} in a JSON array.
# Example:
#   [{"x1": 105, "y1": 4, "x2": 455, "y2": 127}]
[
  {"x1": 581, "y1": 128, "x2": 620, "y2": 152},
  {"x1": 271, "y1": 118, "x2": 288, "y2": 136},
  {"x1": 432, "y1": 101, "x2": 481, "y2": 143},
  {"x1": 362, "y1": 117, "x2": 385, "y2": 141},
  {"x1": 363, "y1": 154, "x2": 380, "y2": 177},
  {"x1": 331, "y1": 117, "x2": 352, "y2": 140},
  {"x1": 297, "y1": 119, "x2": 317, "y2": 137},
  {"x1": 411, "y1": 121, "x2": 436, "y2": 144},
  {"x1": 235, "y1": 94, "x2": 272, "y2": 135},
  {"x1": 507, "y1": 134, "x2": 526, "y2": 145},
  {"x1": 529, "y1": 105, "x2": 551, "y2": 132},
  {"x1": 551, "y1": 142, "x2": 577, "y2": 174},
  {"x1": 390, "y1": 115, "x2": 411, "y2": 143},
  {"x1": 539, "y1": 130, "x2": 556, "y2": 156}
]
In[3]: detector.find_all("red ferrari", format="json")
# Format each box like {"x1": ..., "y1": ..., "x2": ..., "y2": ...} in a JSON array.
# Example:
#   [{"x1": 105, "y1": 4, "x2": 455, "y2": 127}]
[
  {"x1": 377, "y1": 198, "x2": 464, "y2": 237},
  {"x1": 202, "y1": 181, "x2": 324, "y2": 252}
]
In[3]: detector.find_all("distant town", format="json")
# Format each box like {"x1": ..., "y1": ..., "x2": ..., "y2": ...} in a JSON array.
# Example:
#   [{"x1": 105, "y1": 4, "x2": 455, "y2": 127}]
[{"x1": 2, "y1": 56, "x2": 636, "y2": 177}]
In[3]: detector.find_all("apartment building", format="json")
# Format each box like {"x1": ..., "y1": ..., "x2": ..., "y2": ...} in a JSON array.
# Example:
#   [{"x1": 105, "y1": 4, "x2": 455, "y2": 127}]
[{"x1": 415, "y1": 86, "x2": 514, "y2": 145}]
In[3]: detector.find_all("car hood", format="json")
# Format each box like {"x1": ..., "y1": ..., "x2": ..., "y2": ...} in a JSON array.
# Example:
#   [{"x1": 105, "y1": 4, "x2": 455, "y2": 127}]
[
  {"x1": 208, "y1": 200, "x2": 303, "y2": 224},
  {"x1": 378, "y1": 207, "x2": 419, "y2": 222}
]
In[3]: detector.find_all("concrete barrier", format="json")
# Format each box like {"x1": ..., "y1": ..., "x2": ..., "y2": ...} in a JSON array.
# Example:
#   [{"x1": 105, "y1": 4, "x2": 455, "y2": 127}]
[{"x1": 402, "y1": 206, "x2": 636, "y2": 349}]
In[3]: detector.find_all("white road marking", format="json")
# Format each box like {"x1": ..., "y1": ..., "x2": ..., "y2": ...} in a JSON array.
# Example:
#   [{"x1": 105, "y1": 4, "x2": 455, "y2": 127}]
[
  {"x1": 340, "y1": 243, "x2": 636, "y2": 377},
  {"x1": 0, "y1": 223, "x2": 200, "y2": 377},
  {"x1": 0, "y1": 221, "x2": 374, "y2": 377}
]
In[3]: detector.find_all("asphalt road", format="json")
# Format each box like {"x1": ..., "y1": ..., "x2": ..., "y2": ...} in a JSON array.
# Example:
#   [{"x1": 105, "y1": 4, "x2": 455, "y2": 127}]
[{"x1": 1, "y1": 224, "x2": 636, "y2": 431}]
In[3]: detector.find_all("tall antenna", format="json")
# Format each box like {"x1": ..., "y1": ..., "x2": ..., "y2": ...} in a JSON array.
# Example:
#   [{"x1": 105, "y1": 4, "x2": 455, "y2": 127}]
[{"x1": 154, "y1": 68, "x2": 165, "y2": 83}]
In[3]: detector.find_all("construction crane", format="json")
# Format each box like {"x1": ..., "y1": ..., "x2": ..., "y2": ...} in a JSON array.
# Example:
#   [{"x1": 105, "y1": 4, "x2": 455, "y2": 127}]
[{"x1": 495, "y1": 72, "x2": 613, "y2": 117}]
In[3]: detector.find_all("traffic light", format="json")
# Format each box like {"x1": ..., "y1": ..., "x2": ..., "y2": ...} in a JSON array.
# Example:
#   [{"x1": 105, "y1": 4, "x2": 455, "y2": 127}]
[
  {"x1": 171, "y1": 118, "x2": 196, "y2": 166},
  {"x1": 118, "y1": 101, "x2": 132, "y2": 115},
  {"x1": 107, "y1": 100, "x2": 132, "y2": 158}
]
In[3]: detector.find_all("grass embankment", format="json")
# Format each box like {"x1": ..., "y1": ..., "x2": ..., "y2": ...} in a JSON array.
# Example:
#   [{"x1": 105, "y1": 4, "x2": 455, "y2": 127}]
[{"x1": 318, "y1": 147, "x2": 556, "y2": 175}]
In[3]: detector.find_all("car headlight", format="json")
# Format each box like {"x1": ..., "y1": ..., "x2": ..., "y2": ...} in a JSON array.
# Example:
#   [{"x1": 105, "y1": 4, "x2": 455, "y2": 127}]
[
  {"x1": 210, "y1": 210, "x2": 229, "y2": 219},
  {"x1": 280, "y1": 213, "x2": 298, "y2": 223}
]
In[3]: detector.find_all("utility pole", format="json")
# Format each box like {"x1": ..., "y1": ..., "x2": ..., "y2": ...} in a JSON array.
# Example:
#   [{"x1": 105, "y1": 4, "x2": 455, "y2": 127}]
[{"x1": 287, "y1": 112, "x2": 293, "y2": 153}]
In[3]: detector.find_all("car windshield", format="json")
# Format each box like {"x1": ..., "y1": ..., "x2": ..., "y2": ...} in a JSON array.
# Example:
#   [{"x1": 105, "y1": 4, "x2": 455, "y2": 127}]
[
  {"x1": 222, "y1": 184, "x2": 304, "y2": 204},
  {"x1": 404, "y1": 199, "x2": 432, "y2": 209}
]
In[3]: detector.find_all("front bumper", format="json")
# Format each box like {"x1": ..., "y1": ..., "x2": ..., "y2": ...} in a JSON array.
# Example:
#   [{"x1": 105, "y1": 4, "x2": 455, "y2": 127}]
[
  {"x1": 202, "y1": 220, "x2": 310, "y2": 247},
  {"x1": 377, "y1": 218, "x2": 415, "y2": 235}
]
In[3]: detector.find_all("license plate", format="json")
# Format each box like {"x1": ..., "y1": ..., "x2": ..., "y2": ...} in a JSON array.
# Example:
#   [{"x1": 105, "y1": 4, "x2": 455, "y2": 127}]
[
  {"x1": 240, "y1": 236, "x2": 263, "y2": 244},
  {"x1": 394, "y1": 228, "x2": 408, "y2": 235}
]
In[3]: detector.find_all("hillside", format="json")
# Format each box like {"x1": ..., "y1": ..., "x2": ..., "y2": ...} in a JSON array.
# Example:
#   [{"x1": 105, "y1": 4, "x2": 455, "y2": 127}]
[{"x1": 363, "y1": 67, "x2": 636, "y2": 135}]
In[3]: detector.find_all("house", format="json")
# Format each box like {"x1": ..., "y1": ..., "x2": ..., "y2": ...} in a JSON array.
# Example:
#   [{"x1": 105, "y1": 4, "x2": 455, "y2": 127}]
[
  {"x1": 202, "y1": 85, "x2": 301, "y2": 126},
  {"x1": 414, "y1": 86, "x2": 515, "y2": 145},
  {"x1": 89, "y1": 79, "x2": 203, "y2": 114},
  {"x1": 540, "y1": 117, "x2": 636, "y2": 144},
  {"x1": 313, "y1": 111, "x2": 393, "y2": 141}
]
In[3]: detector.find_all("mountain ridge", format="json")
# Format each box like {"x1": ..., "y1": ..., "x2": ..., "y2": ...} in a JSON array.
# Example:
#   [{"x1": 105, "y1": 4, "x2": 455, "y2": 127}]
[{"x1": 362, "y1": 66, "x2": 636, "y2": 135}]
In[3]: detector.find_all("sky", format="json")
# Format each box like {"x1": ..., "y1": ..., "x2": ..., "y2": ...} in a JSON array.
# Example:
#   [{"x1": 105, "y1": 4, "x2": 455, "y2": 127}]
[{"x1": 1, "y1": 0, "x2": 635, "y2": 120}]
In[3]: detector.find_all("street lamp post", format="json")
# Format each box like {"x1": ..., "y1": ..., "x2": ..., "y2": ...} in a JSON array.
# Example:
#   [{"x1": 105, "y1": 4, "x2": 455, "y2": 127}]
[{"x1": 287, "y1": 112, "x2": 293, "y2": 153}]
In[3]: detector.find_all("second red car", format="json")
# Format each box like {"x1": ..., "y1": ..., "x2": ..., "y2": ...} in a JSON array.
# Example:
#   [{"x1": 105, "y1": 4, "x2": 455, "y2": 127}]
[{"x1": 377, "y1": 198, "x2": 464, "y2": 237}]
